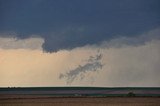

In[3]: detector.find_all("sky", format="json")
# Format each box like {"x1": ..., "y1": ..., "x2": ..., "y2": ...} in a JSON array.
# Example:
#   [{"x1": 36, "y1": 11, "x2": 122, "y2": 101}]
[{"x1": 0, "y1": 0, "x2": 160, "y2": 87}]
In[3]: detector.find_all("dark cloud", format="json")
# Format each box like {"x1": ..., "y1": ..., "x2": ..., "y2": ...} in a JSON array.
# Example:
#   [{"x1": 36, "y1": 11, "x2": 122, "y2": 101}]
[
  {"x1": 0, "y1": 0, "x2": 160, "y2": 52},
  {"x1": 99, "y1": 28, "x2": 160, "y2": 49},
  {"x1": 59, "y1": 53, "x2": 103, "y2": 84}
]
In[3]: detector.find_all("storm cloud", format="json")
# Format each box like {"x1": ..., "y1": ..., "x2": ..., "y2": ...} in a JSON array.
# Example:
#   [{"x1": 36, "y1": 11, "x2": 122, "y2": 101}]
[
  {"x1": 0, "y1": 0, "x2": 160, "y2": 87},
  {"x1": 0, "y1": 0, "x2": 160, "y2": 52},
  {"x1": 0, "y1": 27, "x2": 160, "y2": 87}
]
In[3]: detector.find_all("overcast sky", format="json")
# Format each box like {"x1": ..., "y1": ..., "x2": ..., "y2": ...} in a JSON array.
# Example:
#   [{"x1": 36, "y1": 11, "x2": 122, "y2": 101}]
[{"x1": 0, "y1": 0, "x2": 160, "y2": 87}]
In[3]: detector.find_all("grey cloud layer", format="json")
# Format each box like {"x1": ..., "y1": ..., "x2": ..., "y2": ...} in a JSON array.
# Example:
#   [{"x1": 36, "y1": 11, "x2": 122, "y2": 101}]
[
  {"x1": 95, "y1": 28, "x2": 160, "y2": 48},
  {"x1": 1, "y1": 0, "x2": 160, "y2": 52}
]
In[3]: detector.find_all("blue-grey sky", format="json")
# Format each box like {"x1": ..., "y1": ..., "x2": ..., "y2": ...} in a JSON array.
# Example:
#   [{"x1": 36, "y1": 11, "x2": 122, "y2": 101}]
[{"x1": 0, "y1": 0, "x2": 160, "y2": 51}]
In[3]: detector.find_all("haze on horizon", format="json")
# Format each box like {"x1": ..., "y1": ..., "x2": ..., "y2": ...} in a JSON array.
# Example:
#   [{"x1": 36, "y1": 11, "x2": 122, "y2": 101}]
[{"x1": 0, "y1": 0, "x2": 160, "y2": 87}]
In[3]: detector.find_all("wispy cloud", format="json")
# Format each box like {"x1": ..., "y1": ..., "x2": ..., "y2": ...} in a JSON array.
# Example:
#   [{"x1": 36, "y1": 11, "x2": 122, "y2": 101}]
[{"x1": 59, "y1": 53, "x2": 103, "y2": 84}]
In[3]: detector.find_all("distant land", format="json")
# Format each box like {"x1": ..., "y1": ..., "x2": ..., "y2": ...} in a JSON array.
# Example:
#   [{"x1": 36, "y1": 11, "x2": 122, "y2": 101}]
[{"x1": 0, "y1": 87, "x2": 160, "y2": 98}]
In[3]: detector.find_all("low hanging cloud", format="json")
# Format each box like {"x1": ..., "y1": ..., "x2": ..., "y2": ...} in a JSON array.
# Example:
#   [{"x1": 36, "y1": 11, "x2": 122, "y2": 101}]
[{"x1": 59, "y1": 53, "x2": 103, "y2": 84}]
